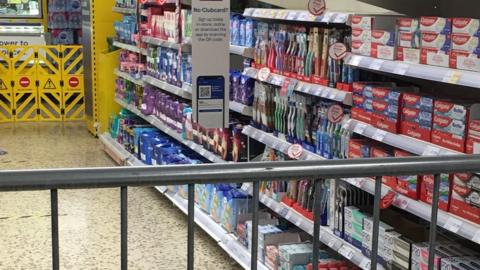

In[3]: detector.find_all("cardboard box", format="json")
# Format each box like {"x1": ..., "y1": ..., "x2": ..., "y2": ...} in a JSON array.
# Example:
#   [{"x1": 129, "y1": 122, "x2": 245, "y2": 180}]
[
  {"x1": 451, "y1": 34, "x2": 480, "y2": 53},
  {"x1": 466, "y1": 133, "x2": 480, "y2": 154},
  {"x1": 352, "y1": 28, "x2": 372, "y2": 42},
  {"x1": 433, "y1": 114, "x2": 466, "y2": 137},
  {"x1": 371, "y1": 146, "x2": 397, "y2": 188},
  {"x1": 394, "y1": 150, "x2": 422, "y2": 199},
  {"x1": 434, "y1": 101, "x2": 480, "y2": 122},
  {"x1": 452, "y1": 18, "x2": 480, "y2": 37},
  {"x1": 420, "y1": 16, "x2": 452, "y2": 34},
  {"x1": 402, "y1": 107, "x2": 433, "y2": 127},
  {"x1": 431, "y1": 129, "x2": 466, "y2": 152},
  {"x1": 450, "y1": 50, "x2": 480, "y2": 72},
  {"x1": 353, "y1": 95, "x2": 373, "y2": 112},
  {"x1": 373, "y1": 100, "x2": 400, "y2": 118},
  {"x1": 352, "y1": 16, "x2": 374, "y2": 30},
  {"x1": 398, "y1": 31, "x2": 420, "y2": 48},
  {"x1": 352, "y1": 107, "x2": 373, "y2": 124},
  {"x1": 397, "y1": 47, "x2": 421, "y2": 64},
  {"x1": 420, "y1": 48, "x2": 450, "y2": 67},
  {"x1": 371, "y1": 44, "x2": 396, "y2": 60},
  {"x1": 348, "y1": 139, "x2": 371, "y2": 158},
  {"x1": 372, "y1": 113, "x2": 400, "y2": 133},
  {"x1": 421, "y1": 32, "x2": 452, "y2": 51},
  {"x1": 402, "y1": 93, "x2": 434, "y2": 111},
  {"x1": 397, "y1": 18, "x2": 419, "y2": 33},
  {"x1": 450, "y1": 181, "x2": 480, "y2": 224},
  {"x1": 372, "y1": 30, "x2": 396, "y2": 46},
  {"x1": 352, "y1": 40, "x2": 372, "y2": 56},
  {"x1": 420, "y1": 174, "x2": 452, "y2": 212},
  {"x1": 401, "y1": 121, "x2": 432, "y2": 142},
  {"x1": 371, "y1": 87, "x2": 402, "y2": 104}
]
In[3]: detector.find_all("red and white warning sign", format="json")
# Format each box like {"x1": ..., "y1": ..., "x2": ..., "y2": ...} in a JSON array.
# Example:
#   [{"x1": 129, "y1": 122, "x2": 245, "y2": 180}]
[
  {"x1": 19, "y1": 77, "x2": 30, "y2": 88},
  {"x1": 308, "y1": 0, "x2": 326, "y2": 16},
  {"x1": 327, "y1": 104, "x2": 344, "y2": 123},
  {"x1": 329, "y1": 43, "x2": 348, "y2": 60},
  {"x1": 69, "y1": 77, "x2": 80, "y2": 88},
  {"x1": 288, "y1": 144, "x2": 304, "y2": 160}
]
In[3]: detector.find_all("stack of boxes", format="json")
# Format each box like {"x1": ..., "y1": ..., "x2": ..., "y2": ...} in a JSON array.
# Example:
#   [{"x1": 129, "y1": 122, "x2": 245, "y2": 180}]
[
  {"x1": 394, "y1": 149, "x2": 421, "y2": 199},
  {"x1": 362, "y1": 217, "x2": 394, "y2": 266},
  {"x1": 419, "y1": 17, "x2": 452, "y2": 67},
  {"x1": 344, "y1": 206, "x2": 367, "y2": 249},
  {"x1": 371, "y1": 29, "x2": 396, "y2": 60},
  {"x1": 420, "y1": 174, "x2": 452, "y2": 212},
  {"x1": 393, "y1": 236, "x2": 415, "y2": 270},
  {"x1": 351, "y1": 16, "x2": 373, "y2": 56},
  {"x1": 396, "y1": 18, "x2": 421, "y2": 64},
  {"x1": 450, "y1": 18, "x2": 480, "y2": 72},
  {"x1": 450, "y1": 173, "x2": 480, "y2": 224},
  {"x1": 401, "y1": 92, "x2": 434, "y2": 142},
  {"x1": 442, "y1": 256, "x2": 480, "y2": 270},
  {"x1": 432, "y1": 101, "x2": 480, "y2": 153},
  {"x1": 384, "y1": 231, "x2": 402, "y2": 268},
  {"x1": 278, "y1": 243, "x2": 313, "y2": 270}
]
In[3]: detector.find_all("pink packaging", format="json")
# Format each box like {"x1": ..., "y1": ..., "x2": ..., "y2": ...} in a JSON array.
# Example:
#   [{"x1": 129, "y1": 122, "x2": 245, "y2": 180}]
[
  {"x1": 398, "y1": 32, "x2": 419, "y2": 48},
  {"x1": 420, "y1": 16, "x2": 452, "y2": 34},
  {"x1": 352, "y1": 28, "x2": 372, "y2": 42},
  {"x1": 450, "y1": 173, "x2": 480, "y2": 223},
  {"x1": 372, "y1": 30, "x2": 395, "y2": 46},
  {"x1": 451, "y1": 34, "x2": 480, "y2": 53},
  {"x1": 351, "y1": 16, "x2": 374, "y2": 30},
  {"x1": 397, "y1": 18, "x2": 419, "y2": 32},
  {"x1": 351, "y1": 40, "x2": 371, "y2": 56},
  {"x1": 421, "y1": 32, "x2": 451, "y2": 51},
  {"x1": 452, "y1": 18, "x2": 480, "y2": 37}
]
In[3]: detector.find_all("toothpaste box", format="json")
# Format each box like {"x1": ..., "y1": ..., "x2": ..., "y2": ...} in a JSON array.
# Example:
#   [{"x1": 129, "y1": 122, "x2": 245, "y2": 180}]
[
  {"x1": 420, "y1": 174, "x2": 452, "y2": 212},
  {"x1": 450, "y1": 50, "x2": 480, "y2": 72},
  {"x1": 348, "y1": 138, "x2": 372, "y2": 158},
  {"x1": 372, "y1": 30, "x2": 396, "y2": 46},
  {"x1": 421, "y1": 32, "x2": 452, "y2": 51},
  {"x1": 351, "y1": 16, "x2": 374, "y2": 30},
  {"x1": 351, "y1": 40, "x2": 372, "y2": 56},
  {"x1": 433, "y1": 114, "x2": 466, "y2": 137},
  {"x1": 352, "y1": 28, "x2": 372, "y2": 42},
  {"x1": 431, "y1": 129, "x2": 466, "y2": 152},
  {"x1": 450, "y1": 180, "x2": 480, "y2": 224},
  {"x1": 399, "y1": 31, "x2": 420, "y2": 48},
  {"x1": 420, "y1": 48, "x2": 450, "y2": 67},
  {"x1": 397, "y1": 47, "x2": 421, "y2": 64},
  {"x1": 466, "y1": 133, "x2": 480, "y2": 154},
  {"x1": 394, "y1": 149, "x2": 422, "y2": 199},
  {"x1": 402, "y1": 93, "x2": 434, "y2": 111},
  {"x1": 401, "y1": 121, "x2": 432, "y2": 142},
  {"x1": 451, "y1": 34, "x2": 480, "y2": 53},
  {"x1": 353, "y1": 95, "x2": 373, "y2": 112},
  {"x1": 397, "y1": 18, "x2": 419, "y2": 33},
  {"x1": 452, "y1": 18, "x2": 480, "y2": 37},
  {"x1": 352, "y1": 82, "x2": 396, "y2": 95},
  {"x1": 434, "y1": 100, "x2": 480, "y2": 122},
  {"x1": 371, "y1": 87, "x2": 402, "y2": 104},
  {"x1": 372, "y1": 112, "x2": 400, "y2": 133},
  {"x1": 420, "y1": 16, "x2": 452, "y2": 34},
  {"x1": 370, "y1": 146, "x2": 397, "y2": 188},
  {"x1": 454, "y1": 173, "x2": 480, "y2": 192},
  {"x1": 402, "y1": 107, "x2": 433, "y2": 127},
  {"x1": 441, "y1": 256, "x2": 480, "y2": 270},
  {"x1": 352, "y1": 107, "x2": 373, "y2": 125},
  {"x1": 371, "y1": 43, "x2": 396, "y2": 60},
  {"x1": 373, "y1": 100, "x2": 400, "y2": 118}
]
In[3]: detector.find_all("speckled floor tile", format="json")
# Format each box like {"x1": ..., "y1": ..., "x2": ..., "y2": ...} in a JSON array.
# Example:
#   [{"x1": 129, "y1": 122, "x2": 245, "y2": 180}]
[{"x1": 0, "y1": 122, "x2": 242, "y2": 270}]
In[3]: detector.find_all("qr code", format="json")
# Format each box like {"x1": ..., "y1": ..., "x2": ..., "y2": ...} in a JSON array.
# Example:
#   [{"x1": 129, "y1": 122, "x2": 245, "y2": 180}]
[{"x1": 199, "y1": 85, "x2": 211, "y2": 98}]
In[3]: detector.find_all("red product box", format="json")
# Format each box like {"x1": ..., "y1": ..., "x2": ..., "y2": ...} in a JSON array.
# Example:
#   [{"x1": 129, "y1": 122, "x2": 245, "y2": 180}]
[
  {"x1": 398, "y1": 31, "x2": 419, "y2": 48},
  {"x1": 371, "y1": 113, "x2": 399, "y2": 133},
  {"x1": 352, "y1": 107, "x2": 372, "y2": 124},
  {"x1": 450, "y1": 173, "x2": 480, "y2": 224},
  {"x1": 434, "y1": 101, "x2": 480, "y2": 122},
  {"x1": 348, "y1": 139, "x2": 371, "y2": 159},
  {"x1": 352, "y1": 40, "x2": 372, "y2": 56},
  {"x1": 371, "y1": 146, "x2": 397, "y2": 188},
  {"x1": 372, "y1": 99, "x2": 400, "y2": 118},
  {"x1": 450, "y1": 50, "x2": 480, "y2": 72},
  {"x1": 371, "y1": 87, "x2": 402, "y2": 105},
  {"x1": 397, "y1": 18, "x2": 419, "y2": 33},
  {"x1": 397, "y1": 47, "x2": 421, "y2": 64},
  {"x1": 421, "y1": 32, "x2": 451, "y2": 51},
  {"x1": 431, "y1": 129, "x2": 466, "y2": 152},
  {"x1": 394, "y1": 150, "x2": 422, "y2": 199},
  {"x1": 401, "y1": 121, "x2": 432, "y2": 142},
  {"x1": 466, "y1": 133, "x2": 480, "y2": 154},
  {"x1": 433, "y1": 114, "x2": 466, "y2": 137},
  {"x1": 420, "y1": 48, "x2": 450, "y2": 67},
  {"x1": 451, "y1": 34, "x2": 480, "y2": 53},
  {"x1": 402, "y1": 92, "x2": 434, "y2": 111},
  {"x1": 421, "y1": 174, "x2": 452, "y2": 212},
  {"x1": 452, "y1": 18, "x2": 480, "y2": 37},
  {"x1": 420, "y1": 16, "x2": 452, "y2": 34},
  {"x1": 371, "y1": 43, "x2": 396, "y2": 60},
  {"x1": 352, "y1": 28, "x2": 372, "y2": 42},
  {"x1": 351, "y1": 16, "x2": 374, "y2": 30},
  {"x1": 469, "y1": 120, "x2": 480, "y2": 134}
]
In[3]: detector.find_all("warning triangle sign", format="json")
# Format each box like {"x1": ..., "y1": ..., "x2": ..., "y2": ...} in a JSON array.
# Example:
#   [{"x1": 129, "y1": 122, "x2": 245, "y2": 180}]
[
  {"x1": 44, "y1": 78, "x2": 56, "y2": 90},
  {"x1": 0, "y1": 80, "x2": 7, "y2": 90}
]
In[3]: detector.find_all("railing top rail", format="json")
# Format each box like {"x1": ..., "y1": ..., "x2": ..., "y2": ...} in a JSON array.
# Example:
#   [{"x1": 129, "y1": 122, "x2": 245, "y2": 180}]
[{"x1": 1, "y1": 155, "x2": 479, "y2": 191}]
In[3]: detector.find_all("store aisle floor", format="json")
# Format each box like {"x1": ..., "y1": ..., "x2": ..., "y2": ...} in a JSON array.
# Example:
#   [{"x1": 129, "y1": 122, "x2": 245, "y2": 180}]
[{"x1": 0, "y1": 122, "x2": 242, "y2": 270}]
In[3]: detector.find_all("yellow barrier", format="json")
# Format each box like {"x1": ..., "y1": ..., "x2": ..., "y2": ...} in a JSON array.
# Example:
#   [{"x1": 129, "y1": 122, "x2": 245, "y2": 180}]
[{"x1": 0, "y1": 45, "x2": 84, "y2": 122}]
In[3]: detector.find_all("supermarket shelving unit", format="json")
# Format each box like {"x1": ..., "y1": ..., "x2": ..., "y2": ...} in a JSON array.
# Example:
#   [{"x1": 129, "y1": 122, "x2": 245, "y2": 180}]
[{"x1": 112, "y1": 6, "x2": 137, "y2": 15}]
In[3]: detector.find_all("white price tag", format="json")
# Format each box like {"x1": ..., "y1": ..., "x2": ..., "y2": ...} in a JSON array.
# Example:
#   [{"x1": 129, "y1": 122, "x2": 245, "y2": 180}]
[
  {"x1": 334, "y1": 13, "x2": 348, "y2": 23},
  {"x1": 338, "y1": 245, "x2": 354, "y2": 260},
  {"x1": 259, "y1": 134, "x2": 266, "y2": 142},
  {"x1": 369, "y1": 59, "x2": 384, "y2": 70},
  {"x1": 321, "y1": 12, "x2": 332, "y2": 23},
  {"x1": 423, "y1": 145, "x2": 441, "y2": 156},
  {"x1": 285, "y1": 211, "x2": 292, "y2": 220},
  {"x1": 360, "y1": 258, "x2": 371, "y2": 270},
  {"x1": 266, "y1": 199, "x2": 273, "y2": 207},
  {"x1": 272, "y1": 141, "x2": 279, "y2": 149},
  {"x1": 442, "y1": 70, "x2": 462, "y2": 84},
  {"x1": 313, "y1": 87, "x2": 322, "y2": 96},
  {"x1": 279, "y1": 208, "x2": 289, "y2": 217},
  {"x1": 328, "y1": 92, "x2": 337, "y2": 100},
  {"x1": 472, "y1": 230, "x2": 480, "y2": 244},
  {"x1": 445, "y1": 217, "x2": 463, "y2": 233},
  {"x1": 327, "y1": 239, "x2": 336, "y2": 248},
  {"x1": 295, "y1": 220, "x2": 302, "y2": 227},
  {"x1": 309, "y1": 228, "x2": 314, "y2": 235},
  {"x1": 321, "y1": 88, "x2": 331, "y2": 98},
  {"x1": 349, "y1": 55, "x2": 361, "y2": 66},
  {"x1": 353, "y1": 123, "x2": 368, "y2": 134},
  {"x1": 200, "y1": 149, "x2": 206, "y2": 156},
  {"x1": 396, "y1": 197, "x2": 409, "y2": 210},
  {"x1": 393, "y1": 63, "x2": 409, "y2": 75},
  {"x1": 372, "y1": 130, "x2": 388, "y2": 142}
]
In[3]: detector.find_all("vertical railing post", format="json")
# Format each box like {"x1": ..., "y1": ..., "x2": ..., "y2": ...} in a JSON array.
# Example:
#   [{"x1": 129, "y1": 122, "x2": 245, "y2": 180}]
[
  {"x1": 251, "y1": 180, "x2": 260, "y2": 270},
  {"x1": 370, "y1": 176, "x2": 383, "y2": 270},
  {"x1": 121, "y1": 186, "x2": 128, "y2": 270},
  {"x1": 312, "y1": 179, "x2": 323, "y2": 270},
  {"x1": 188, "y1": 184, "x2": 195, "y2": 270},
  {"x1": 51, "y1": 189, "x2": 59, "y2": 270},
  {"x1": 428, "y1": 174, "x2": 441, "y2": 270}
]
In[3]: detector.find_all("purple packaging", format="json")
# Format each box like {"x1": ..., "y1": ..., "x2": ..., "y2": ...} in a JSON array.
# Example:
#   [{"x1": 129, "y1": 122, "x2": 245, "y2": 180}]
[{"x1": 240, "y1": 75, "x2": 254, "y2": 106}]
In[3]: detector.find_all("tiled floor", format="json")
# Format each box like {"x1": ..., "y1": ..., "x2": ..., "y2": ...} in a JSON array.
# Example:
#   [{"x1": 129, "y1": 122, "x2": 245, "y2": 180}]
[{"x1": 0, "y1": 122, "x2": 242, "y2": 270}]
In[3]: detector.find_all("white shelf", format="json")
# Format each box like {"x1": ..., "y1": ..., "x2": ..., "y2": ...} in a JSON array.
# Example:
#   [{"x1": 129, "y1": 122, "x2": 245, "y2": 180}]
[
  {"x1": 143, "y1": 75, "x2": 193, "y2": 100},
  {"x1": 345, "y1": 54, "x2": 480, "y2": 89},
  {"x1": 114, "y1": 68, "x2": 145, "y2": 86},
  {"x1": 342, "y1": 177, "x2": 480, "y2": 246},
  {"x1": 113, "y1": 41, "x2": 141, "y2": 54},
  {"x1": 112, "y1": 6, "x2": 137, "y2": 15},
  {"x1": 241, "y1": 183, "x2": 378, "y2": 270},
  {"x1": 99, "y1": 133, "x2": 131, "y2": 165},
  {"x1": 102, "y1": 135, "x2": 267, "y2": 270},
  {"x1": 142, "y1": 36, "x2": 191, "y2": 52},
  {"x1": 115, "y1": 98, "x2": 227, "y2": 164},
  {"x1": 243, "y1": 8, "x2": 351, "y2": 25},
  {"x1": 229, "y1": 45, "x2": 255, "y2": 58},
  {"x1": 229, "y1": 101, "x2": 253, "y2": 117},
  {"x1": 243, "y1": 67, "x2": 353, "y2": 106},
  {"x1": 344, "y1": 119, "x2": 462, "y2": 156},
  {"x1": 242, "y1": 125, "x2": 324, "y2": 161}
]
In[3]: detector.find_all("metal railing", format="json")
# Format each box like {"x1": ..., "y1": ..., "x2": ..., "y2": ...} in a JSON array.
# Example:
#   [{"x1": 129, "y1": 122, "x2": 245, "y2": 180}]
[{"x1": 1, "y1": 155, "x2": 480, "y2": 270}]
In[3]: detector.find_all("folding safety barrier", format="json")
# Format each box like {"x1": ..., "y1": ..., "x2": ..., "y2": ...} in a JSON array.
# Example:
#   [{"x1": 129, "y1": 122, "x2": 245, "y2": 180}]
[{"x1": 0, "y1": 45, "x2": 84, "y2": 122}]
